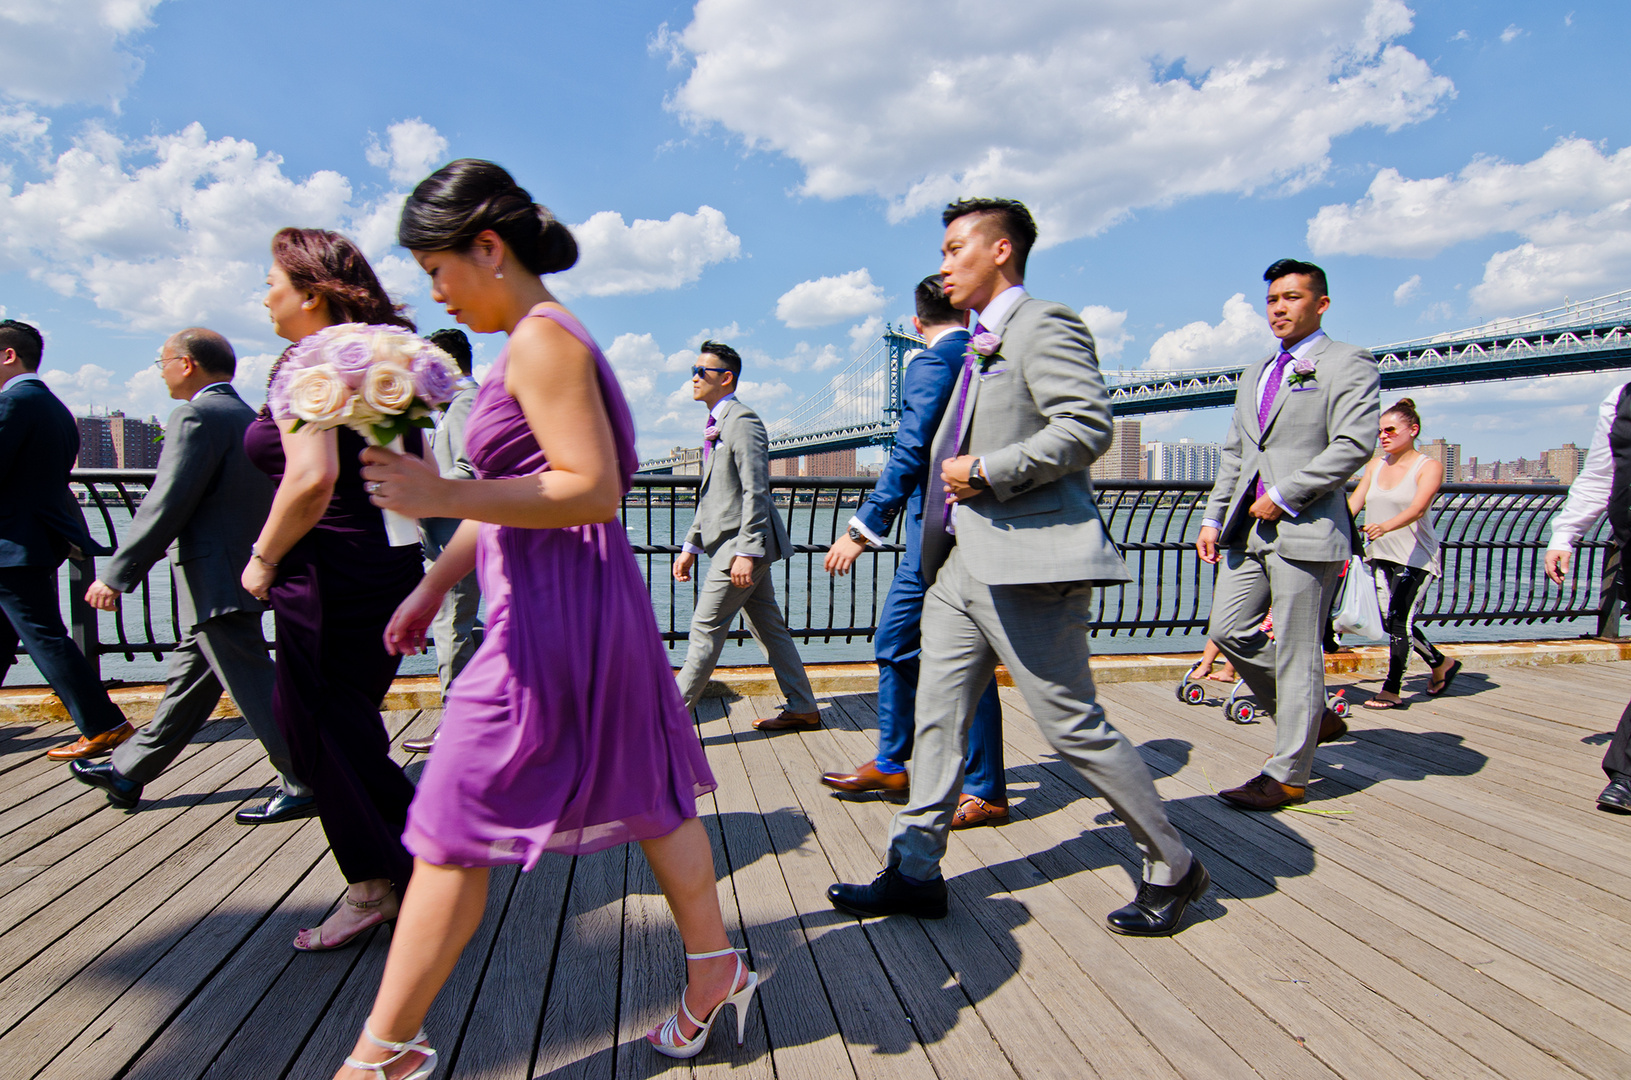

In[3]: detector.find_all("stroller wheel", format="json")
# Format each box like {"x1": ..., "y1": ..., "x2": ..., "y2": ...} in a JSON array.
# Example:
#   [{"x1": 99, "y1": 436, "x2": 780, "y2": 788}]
[
  {"x1": 1179, "y1": 681, "x2": 1206, "y2": 705},
  {"x1": 1227, "y1": 698, "x2": 1257, "y2": 724}
]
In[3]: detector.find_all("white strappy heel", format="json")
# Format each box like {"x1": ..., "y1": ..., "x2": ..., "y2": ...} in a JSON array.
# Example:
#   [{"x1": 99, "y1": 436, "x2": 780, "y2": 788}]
[
  {"x1": 647, "y1": 946, "x2": 759, "y2": 1059},
  {"x1": 343, "y1": 1023, "x2": 436, "y2": 1079}
]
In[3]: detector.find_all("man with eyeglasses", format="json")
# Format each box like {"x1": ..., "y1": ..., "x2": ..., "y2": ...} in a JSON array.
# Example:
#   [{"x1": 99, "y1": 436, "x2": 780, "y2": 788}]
[
  {"x1": 673, "y1": 341, "x2": 818, "y2": 729},
  {"x1": 71, "y1": 328, "x2": 314, "y2": 822}
]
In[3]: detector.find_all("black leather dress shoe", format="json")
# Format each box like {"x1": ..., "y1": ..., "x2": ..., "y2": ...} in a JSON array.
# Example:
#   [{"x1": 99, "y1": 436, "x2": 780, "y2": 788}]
[
  {"x1": 828, "y1": 866, "x2": 949, "y2": 920},
  {"x1": 1105, "y1": 858, "x2": 1210, "y2": 937},
  {"x1": 70, "y1": 759, "x2": 141, "y2": 810},
  {"x1": 236, "y1": 790, "x2": 319, "y2": 825},
  {"x1": 1598, "y1": 776, "x2": 1631, "y2": 814}
]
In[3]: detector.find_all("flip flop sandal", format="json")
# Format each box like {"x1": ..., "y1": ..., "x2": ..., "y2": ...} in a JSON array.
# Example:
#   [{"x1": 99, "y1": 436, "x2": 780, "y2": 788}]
[
  {"x1": 1427, "y1": 659, "x2": 1463, "y2": 696},
  {"x1": 1361, "y1": 697, "x2": 1406, "y2": 710}
]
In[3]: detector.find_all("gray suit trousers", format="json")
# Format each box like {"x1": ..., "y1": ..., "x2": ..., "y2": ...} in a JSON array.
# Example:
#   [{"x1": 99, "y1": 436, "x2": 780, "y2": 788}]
[
  {"x1": 431, "y1": 570, "x2": 482, "y2": 698},
  {"x1": 890, "y1": 548, "x2": 1192, "y2": 885},
  {"x1": 112, "y1": 610, "x2": 308, "y2": 796},
  {"x1": 1208, "y1": 524, "x2": 1344, "y2": 787},
  {"x1": 676, "y1": 557, "x2": 815, "y2": 712}
]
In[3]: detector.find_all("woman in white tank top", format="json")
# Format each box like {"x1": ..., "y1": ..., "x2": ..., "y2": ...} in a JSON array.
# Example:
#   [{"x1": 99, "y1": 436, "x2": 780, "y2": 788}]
[{"x1": 1346, "y1": 398, "x2": 1461, "y2": 708}]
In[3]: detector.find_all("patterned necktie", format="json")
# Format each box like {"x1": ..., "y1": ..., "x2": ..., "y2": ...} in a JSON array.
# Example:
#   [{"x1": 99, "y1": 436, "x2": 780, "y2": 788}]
[
  {"x1": 1254, "y1": 350, "x2": 1294, "y2": 498},
  {"x1": 940, "y1": 323, "x2": 985, "y2": 530},
  {"x1": 702, "y1": 414, "x2": 714, "y2": 463}
]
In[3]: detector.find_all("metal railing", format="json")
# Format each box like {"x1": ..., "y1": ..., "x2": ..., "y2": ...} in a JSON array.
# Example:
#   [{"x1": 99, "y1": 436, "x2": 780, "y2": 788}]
[{"x1": 57, "y1": 472, "x2": 1618, "y2": 679}]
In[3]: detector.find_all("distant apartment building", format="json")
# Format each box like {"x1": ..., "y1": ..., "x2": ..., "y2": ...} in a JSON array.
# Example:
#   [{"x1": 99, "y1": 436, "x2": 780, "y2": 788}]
[
  {"x1": 1543, "y1": 443, "x2": 1586, "y2": 486},
  {"x1": 1420, "y1": 438, "x2": 1461, "y2": 482},
  {"x1": 1143, "y1": 438, "x2": 1222, "y2": 483},
  {"x1": 805, "y1": 447, "x2": 858, "y2": 476},
  {"x1": 1462, "y1": 455, "x2": 1559, "y2": 485},
  {"x1": 1090, "y1": 419, "x2": 1143, "y2": 481},
  {"x1": 666, "y1": 446, "x2": 704, "y2": 476},
  {"x1": 74, "y1": 411, "x2": 162, "y2": 469}
]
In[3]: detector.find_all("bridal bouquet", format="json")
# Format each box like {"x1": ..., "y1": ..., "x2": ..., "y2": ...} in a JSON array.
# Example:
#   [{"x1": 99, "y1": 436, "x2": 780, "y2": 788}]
[{"x1": 269, "y1": 323, "x2": 460, "y2": 544}]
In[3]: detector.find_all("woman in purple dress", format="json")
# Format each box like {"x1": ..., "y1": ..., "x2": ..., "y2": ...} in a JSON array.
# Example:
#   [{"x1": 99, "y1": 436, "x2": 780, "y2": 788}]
[
  {"x1": 243, "y1": 229, "x2": 424, "y2": 953},
  {"x1": 331, "y1": 161, "x2": 752, "y2": 1079}
]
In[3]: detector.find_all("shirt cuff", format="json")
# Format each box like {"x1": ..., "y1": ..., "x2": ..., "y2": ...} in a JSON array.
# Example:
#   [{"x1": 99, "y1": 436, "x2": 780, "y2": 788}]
[
  {"x1": 847, "y1": 515, "x2": 885, "y2": 547},
  {"x1": 1266, "y1": 486, "x2": 1298, "y2": 518},
  {"x1": 1202, "y1": 518, "x2": 1222, "y2": 531},
  {"x1": 1547, "y1": 534, "x2": 1576, "y2": 553},
  {"x1": 681, "y1": 542, "x2": 704, "y2": 555},
  {"x1": 733, "y1": 552, "x2": 758, "y2": 560}
]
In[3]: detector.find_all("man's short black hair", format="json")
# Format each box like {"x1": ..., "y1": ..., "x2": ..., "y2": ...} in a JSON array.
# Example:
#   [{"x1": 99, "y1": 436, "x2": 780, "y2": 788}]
[
  {"x1": 1263, "y1": 258, "x2": 1328, "y2": 299},
  {"x1": 914, "y1": 274, "x2": 961, "y2": 326},
  {"x1": 172, "y1": 327, "x2": 237, "y2": 378},
  {"x1": 942, "y1": 197, "x2": 1039, "y2": 278},
  {"x1": 698, "y1": 340, "x2": 741, "y2": 384},
  {"x1": 428, "y1": 328, "x2": 474, "y2": 375},
  {"x1": 0, "y1": 319, "x2": 44, "y2": 371}
]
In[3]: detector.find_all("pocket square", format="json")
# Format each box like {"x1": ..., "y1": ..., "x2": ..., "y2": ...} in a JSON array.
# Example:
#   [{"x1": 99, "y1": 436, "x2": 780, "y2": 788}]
[
  {"x1": 980, "y1": 366, "x2": 1009, "y2": 378},
  {"x1": 1289, "y1": 382, "x2": 1320, "y2": 392}
]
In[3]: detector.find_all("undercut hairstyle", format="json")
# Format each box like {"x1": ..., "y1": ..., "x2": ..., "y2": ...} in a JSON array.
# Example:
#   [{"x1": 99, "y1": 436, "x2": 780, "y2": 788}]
[
  {"x1": 172, "y1": 327, "x2": 236, "y2": 378},
  {"x1": 428, "y1": 328, "x2": 474, "y2": 375},
  {"x1": 942, "y1": 197, "x2": 1039, "y2": 278},
  {"x1": 914, "y1": 274, "x2": 960, "y2": 326},
  {"x1": 1263, "y1": 258, "x2": 1329, "y2": 299},
  {"x1": 1384, "y1": 397, "x2": 1422, "y2": 433},
  {"x1": 698, "y1": 340, "x2": 741, "y2": 385},
  {"x1": 0, "y1": 319, "x2": 44, "y2": 371},
  {"x1": 272, "y1": 228, "x2": 414, "y2": 331},
  {"x1": 398, "y1": 158, "x2": 578, "y2": 276}
]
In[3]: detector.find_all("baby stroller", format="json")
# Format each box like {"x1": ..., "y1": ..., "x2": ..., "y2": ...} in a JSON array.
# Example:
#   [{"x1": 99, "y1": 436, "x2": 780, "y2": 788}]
[{"x1": 1175, "y1": 671, "x2": 1350, "y2": 725}]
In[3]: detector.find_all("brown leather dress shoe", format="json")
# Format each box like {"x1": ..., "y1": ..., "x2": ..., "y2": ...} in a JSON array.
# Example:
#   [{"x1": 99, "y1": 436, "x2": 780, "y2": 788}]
[
  {"x1": 1317, "y1": 707, "x2": 1348, "y2": 744},
  {"x1": 821, "y1": 760, "x2": 908, "y2": 793},
  {"x1": 951, "y1": 794, "x2": 1009, "y2": 828},
  {"x1": 47, "y1": 721, "x2": 136, "y2": 761},
  {"x1": 1219, "y1": 773, "x2": 1306, "y2": 810},
  {"x1": 753, "y1": 710, "x2": 821, "y2": 732}
]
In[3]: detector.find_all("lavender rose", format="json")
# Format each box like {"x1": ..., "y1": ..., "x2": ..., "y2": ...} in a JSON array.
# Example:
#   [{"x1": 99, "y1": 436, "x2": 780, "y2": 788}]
[
  {"x1": 325, "y1": 330, "x2": 377, "y2": 389},
  {"x1": 971, "y1": 331, "x2": 1002, "y2": 356},
  {"x1": 411, "y1": 347, "x2": 459, "y2": 407}
]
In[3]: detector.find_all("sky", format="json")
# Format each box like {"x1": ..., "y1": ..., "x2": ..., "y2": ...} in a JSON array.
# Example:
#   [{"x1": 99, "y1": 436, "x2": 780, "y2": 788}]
[{"x1": 2, "y1": 1, "x2": 1628, "y2": 462}]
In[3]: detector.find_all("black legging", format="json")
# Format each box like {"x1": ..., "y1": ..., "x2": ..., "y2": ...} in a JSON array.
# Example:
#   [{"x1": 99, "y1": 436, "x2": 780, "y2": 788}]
[{"x1": 1373, "y1": 558, "x2": 1446, "y2": 695}]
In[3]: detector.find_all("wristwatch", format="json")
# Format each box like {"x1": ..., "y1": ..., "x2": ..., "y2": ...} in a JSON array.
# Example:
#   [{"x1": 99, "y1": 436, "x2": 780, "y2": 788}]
[
  {"x1": 846, "y1": 526, "x2": 871, "y2": 547},
  {"x1": 967, "y1": 459, "x2": 989, "y2": 490}
]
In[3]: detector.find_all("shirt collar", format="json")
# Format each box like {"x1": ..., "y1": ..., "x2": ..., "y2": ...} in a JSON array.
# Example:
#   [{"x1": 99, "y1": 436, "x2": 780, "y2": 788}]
[
  {"x1": 194, "y1": 381, "x2": 234, "y2": 397},
  {"x1": 926, "y1": 325, "x2": 968, "y2": 348},
  {"x1": 973, "y1": 285, "x2": 1027, "y2": 334},
  {"x1": 708, "y1": 392, "x2": 736, "y2": 424},
  {"x1": 1281, "y1": 328, "x2": 1326, "y2": 360},
  {"x1": 4, "y1": 372, "x2": 45, "y2": 388}
]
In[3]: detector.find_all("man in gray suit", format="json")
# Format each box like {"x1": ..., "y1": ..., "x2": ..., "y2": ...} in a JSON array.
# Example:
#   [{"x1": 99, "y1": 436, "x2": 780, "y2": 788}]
[
  {"x1": 830, "y1": 199, "x2": 1206, "y2": 936},
  {"x1": 673, "y1": 341, "x2": 818, "y2": 730},
  {"x1": 73, "y1": 328, "x2": 314, "y2": 823},
  {"x1": 1197, "y1": 259, "x2": 1379, "y2": 810}
]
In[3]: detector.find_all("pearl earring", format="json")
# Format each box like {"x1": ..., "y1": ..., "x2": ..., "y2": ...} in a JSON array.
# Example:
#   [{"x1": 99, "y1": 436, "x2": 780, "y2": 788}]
[{"x1": 494, "y1": 268, "x2": 504, "y2": 279}]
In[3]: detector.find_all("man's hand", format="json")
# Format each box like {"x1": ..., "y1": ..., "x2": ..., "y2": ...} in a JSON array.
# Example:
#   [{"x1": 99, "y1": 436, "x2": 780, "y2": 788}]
[
  {"x1": 1546, "y1": 548, "x2": 1572, "y2": 585},
  {"x1": 730, "y1": 555, "x2": 756, "y2": 588},
  {"x1": 1196, "y1": 526, "x2": 1220, "y2": 565},
  {"x1": 673, "y1": 550, "x2": 696, "y2": 582},
  {"x1": 241, "y1": 558, "x2": 275, "y2": 602},
  {"x1": 941, "y1": 455, "x2": 980, "y2": 503},
  {"x1": 84, "y1": 580, "x2": 121, "y2": 611},
  {"x1": 825, "y1": 535, "x2": 866, "y2": 577},
  {"x1": 1248, "y1": 494, "x2": 1285, "y2": 522}
]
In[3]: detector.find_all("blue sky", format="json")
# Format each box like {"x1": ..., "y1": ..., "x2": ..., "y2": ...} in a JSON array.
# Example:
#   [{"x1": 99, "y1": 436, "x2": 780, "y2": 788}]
[{"x1": 2, "y1": 1, "x2": 1628, "y2": 462}]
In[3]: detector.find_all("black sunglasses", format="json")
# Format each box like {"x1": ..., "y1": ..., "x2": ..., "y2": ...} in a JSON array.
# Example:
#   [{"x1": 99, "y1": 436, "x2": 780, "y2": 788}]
[{"x1": 692, "y1": 365, "x2": 731, "y2": 379}]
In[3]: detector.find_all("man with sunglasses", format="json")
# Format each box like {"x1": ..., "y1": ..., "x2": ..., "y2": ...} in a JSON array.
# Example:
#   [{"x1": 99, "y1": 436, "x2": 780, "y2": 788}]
[{"x1": 673, "y1": 341, "x2": 818, "y2": 729}]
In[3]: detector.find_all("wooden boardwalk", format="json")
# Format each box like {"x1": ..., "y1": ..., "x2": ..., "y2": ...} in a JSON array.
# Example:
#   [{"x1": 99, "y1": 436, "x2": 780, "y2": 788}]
[{"x1": 1, "y1": 660, "x2": 1629, "y2": 1079}]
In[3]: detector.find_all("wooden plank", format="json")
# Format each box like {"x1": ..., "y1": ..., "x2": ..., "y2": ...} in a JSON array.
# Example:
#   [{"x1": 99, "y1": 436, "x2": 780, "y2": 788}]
[{"x1": 533, "y1": 846, "x2": 627, "y2": 1080}]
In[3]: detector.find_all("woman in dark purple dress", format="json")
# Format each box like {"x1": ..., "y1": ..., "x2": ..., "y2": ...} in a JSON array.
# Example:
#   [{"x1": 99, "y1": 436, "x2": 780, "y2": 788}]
[
  {"x1": 330, "y1": 162, "x2": 750, "y2": 1079},
  {"x1": 242, "y1": 228, "x2": 424, "y2": 952}
]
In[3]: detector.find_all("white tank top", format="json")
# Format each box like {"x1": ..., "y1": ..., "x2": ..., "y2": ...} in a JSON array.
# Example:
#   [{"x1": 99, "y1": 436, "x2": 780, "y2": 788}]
[{"x1": 1364, "y1": 454, "x2": 1441, "y2": 576}]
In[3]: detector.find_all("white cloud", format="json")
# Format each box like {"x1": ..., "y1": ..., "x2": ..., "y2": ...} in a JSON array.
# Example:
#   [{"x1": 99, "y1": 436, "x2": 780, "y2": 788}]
[
  {"x1": 667, "y1": 0, "x2": 1451, "y2": 244},
  {"x1": 1393, "y1": 274, "x2": 1422, "y2": 305},
  {"x1": 1307, "y1": 138, "x2": 1631, "y2": 310},
  {"x1": 847, "y1": 315, "x2": 883, "y2": 352},
  {"x1": 554, "y1": 205, "x2": 740, "y2": 297},
  {"x1": 0, "y1": 0, "x2": 164, "y2": 107},
  {"x1": 749, "y1": 340, "x2": 845, "y2": 373},
  {"x1": 0, "y1": 105, "x2": 49, "y2": 148},
  {"x1": 1500, "y1": 24, "x2": 1523, "y2": 44},
  {"x1": 1143, "y1": 294, "x2": 1275, "y2": 371},
  {"x1": 1079, "y1": 305, "x2": 1130, "y2": 360},
  {"x1": 775, "y1": 269, "x2": 885, "y2": 328},
  {"x1": 689, "y1": 321, "x2": 742, "y2": 349},
  {"x1": 364, "y1": 118, "x2": 448, "y2": 188}
]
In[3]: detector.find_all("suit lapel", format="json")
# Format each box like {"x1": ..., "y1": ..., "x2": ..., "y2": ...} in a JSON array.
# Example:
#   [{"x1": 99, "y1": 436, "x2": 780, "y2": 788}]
[
  {"x1": 1243, "y1": 355, "x2": 1272, "y2": 440},
  {"x1": 959, "y1": 297, "x2": 1027, "y2": 450},
  {"x1": 1260, "y1": 335, "x2": 1329, "y2": 441},
  {"x1": 701, "y1": 398, "x2": 732, "y2": 485}
]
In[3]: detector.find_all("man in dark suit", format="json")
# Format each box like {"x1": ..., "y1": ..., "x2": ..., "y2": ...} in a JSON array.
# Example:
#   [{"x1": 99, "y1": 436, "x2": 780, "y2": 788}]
[
  {"x1": 0, "y1": 319, "x2": 134, "y2": 758},
  {"x1": 72, "y1": 328, "x2": 315, "y2": 822},
  {"x1": 820, "y1": 275, "x2": 1009, "y2": 827},
  {"x1": 829, "y1": 199, "x2": 1204, "y2": 936}
]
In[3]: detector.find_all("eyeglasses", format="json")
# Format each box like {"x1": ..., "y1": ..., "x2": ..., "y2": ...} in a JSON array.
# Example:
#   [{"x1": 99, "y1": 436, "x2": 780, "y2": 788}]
[
  {"x1": 691, "y1": 365, "x2": 731, "y2": 379},
  {"x1": 153, "y1": 354, "x2": 187, "y2": 369},
  {"x1": 1379, "y1": 425, "x2": 1406, "y2": 436}
]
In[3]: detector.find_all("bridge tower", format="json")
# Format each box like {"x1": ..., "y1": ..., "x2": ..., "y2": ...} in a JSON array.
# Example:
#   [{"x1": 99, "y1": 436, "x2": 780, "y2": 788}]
[{"x1": 883, "y1": 323, "x2": 921, "y2": 424}]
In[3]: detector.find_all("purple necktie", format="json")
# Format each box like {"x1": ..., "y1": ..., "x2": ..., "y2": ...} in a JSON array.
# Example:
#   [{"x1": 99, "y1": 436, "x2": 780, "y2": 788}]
[
  {"x1": 1254, "y1": 350, "x2": 1294, "y2": 498},
  {"x1": 702, "y1": 415, "x2": 713, "y2": 463},
  {"x1": 941, "y1": 323, "x2": 984, "y2": 529}
]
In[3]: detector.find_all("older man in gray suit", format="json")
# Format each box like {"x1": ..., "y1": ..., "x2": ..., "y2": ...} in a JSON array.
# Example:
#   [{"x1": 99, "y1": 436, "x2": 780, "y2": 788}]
[
  {"x1": 73, "y1": 329, "x2": 313, "y2": 823},
  {"x1": 673, "y1": 341, "x2": 818, "y2": 730},
  {"x1": 1198, "y1": 259, "x2": 1379, "y2": 811},
  {"x1": 830, "y1": 199, "x2": 1206, "y2": 937}
]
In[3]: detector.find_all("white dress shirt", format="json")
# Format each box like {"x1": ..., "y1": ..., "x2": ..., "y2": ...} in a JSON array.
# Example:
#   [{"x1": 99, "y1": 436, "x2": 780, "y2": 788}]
[
  {"x1": 1548, "y1": 383, "x2": 1622, "y2": 552},
  {"x1": 3, "y1": 371, "x2": 45, "y2": 389}
]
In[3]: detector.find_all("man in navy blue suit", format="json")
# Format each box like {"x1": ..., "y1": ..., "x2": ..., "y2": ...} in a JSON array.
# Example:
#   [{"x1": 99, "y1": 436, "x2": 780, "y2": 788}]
[
  {"x1": 821, "y1": 277, "x2": 1008, "y2": 827},
  {"x1": 0, "y1": 320, "x2": 134, "y2": 759}
]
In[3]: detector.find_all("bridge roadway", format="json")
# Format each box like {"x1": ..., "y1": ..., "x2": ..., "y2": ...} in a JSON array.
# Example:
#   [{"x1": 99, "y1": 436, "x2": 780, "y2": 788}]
[{"x1": 0, "y1": 657, "x2": 1627, "y2": 1078}]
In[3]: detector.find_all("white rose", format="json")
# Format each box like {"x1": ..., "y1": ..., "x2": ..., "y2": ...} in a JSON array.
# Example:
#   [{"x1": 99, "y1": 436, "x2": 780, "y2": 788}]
[
  {"x1": 362, "y1": 361, "x2": 417, "y2": 413},
  {"x1": 287, "y1": 364, "x2": 351, "y2": 424}
]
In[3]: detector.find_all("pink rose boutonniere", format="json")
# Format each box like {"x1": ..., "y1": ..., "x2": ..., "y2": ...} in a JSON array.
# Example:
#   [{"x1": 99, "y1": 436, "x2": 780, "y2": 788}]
[
  {"x1": 703, "y1": 422, "x2": 721, "y2": 444},
  {"x1": 1286, "y1": 356, "x2": 1318, "y2": 387},
  {"x1": 967, "y1": 330, "x2": 1003, "y2": 366}
]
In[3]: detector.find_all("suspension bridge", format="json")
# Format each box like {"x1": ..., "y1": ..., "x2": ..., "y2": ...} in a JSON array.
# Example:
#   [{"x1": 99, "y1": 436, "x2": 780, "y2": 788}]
[{"x1": 637, "y1": 288, "x2": 1631, "y2": 472}]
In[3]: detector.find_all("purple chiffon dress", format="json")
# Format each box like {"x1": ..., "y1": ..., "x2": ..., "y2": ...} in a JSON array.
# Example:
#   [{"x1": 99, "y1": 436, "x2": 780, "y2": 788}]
[{"x1": 403, "y1": 306, "x2": 715, "y2": 869}]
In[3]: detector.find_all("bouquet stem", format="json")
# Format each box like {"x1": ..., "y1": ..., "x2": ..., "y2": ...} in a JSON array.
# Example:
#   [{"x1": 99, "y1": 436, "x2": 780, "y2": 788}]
[{"x1": 378, "y1": 435, "x2": 422, "y2": 548}]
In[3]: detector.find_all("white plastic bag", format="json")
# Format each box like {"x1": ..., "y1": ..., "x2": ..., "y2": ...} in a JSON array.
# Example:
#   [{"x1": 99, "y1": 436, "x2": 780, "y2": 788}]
[{"x1": 1331, "y1": 555, "x2": 1385, "y2": 640}]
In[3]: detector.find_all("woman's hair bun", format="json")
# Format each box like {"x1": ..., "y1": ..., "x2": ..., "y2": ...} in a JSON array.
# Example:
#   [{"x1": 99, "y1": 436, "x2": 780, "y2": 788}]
[
  {"x1": 398, "y1": 158, "x2": 577, "y2": 276},
  {"x1": 1384, "y1": 396, "x2": 1422, "y2": 430}
]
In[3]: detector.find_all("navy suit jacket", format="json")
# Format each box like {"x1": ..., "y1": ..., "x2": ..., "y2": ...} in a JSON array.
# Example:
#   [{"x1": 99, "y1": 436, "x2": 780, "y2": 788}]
[
  {"x1": 0, "y1": 376, "x2": 104, "y2": 567},
  {"x1": 855, "y1": 328, "x2": 971, "y2": 569}
]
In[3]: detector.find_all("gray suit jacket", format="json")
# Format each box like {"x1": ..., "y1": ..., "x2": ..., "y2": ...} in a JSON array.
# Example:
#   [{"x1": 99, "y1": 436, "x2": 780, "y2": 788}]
[
  {"x1": 684, "y1": 397, "x2": 791, "y2": 562},
  {"x1": 920, "y1": 295, "x2": 1133, "y2": 588},
  {"x1": 1204, "y1": 334, "x2": 1379, "y2": 562},
  {"x1": 103, "y1": 384, "x2": 273, "y2": 630},
  {"x1": 422, "y1": 382, "x2": 478, "y2": 551}
]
